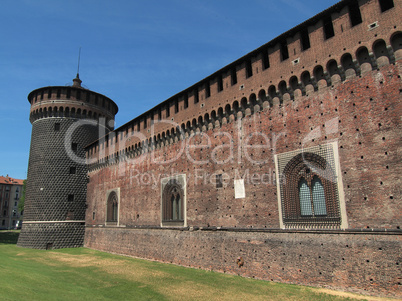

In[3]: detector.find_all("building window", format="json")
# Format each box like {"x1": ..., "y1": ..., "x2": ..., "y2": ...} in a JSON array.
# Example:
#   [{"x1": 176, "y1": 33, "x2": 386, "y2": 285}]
[
  {"x1": 194, "y1": 88, "x2": 199, "y2": 104},
  {"x1": 323, "y1": 16, "x2": 335, "y2": 40},
  {"x1": 280, "y1": 42, "x2": 289, "y2": 61},
  {"x1": 70, "y1": 167, "x2": 76, "y2": 174},
  {"x1": 217, "y1": 75, "x2": 223, "y2": 92},
  {"x1": 54, "y1": 123, "x2": 60, "y2": 131},
  {"x1": 161, "y1": 175, "x2": 186, "y2": 227},
  {"x1": 72, "y1": 143, "x2": 78, "y2": 152},
  {"x1": 231, "y1": 68, "x2": 237, "y2": 85},
  {"x1": 300, "y1": 29, "x2": 311, "y2": 51},
  {"x1": 245, "y1": 60, "x2": 253, "y2": 77},
  {"x1": 299, "y1": 176, "x2": 327, "y2": 216},
  {"x1": 379, "y1": 0, "x2": 394, "y2": 12},
  {"x1": 349, "y1": 2, "x2": 362, "y2": 27},
  {"x1": 275, "y1": 142, "x2": 346, "y2": 229},
  {"x1": 106, "y1": 190, "x2": 118, "y2": 223},
  {"x1": 205, "y1": 82, "x2": 211, "y2": 98},
  {"x1": 68, "y1": 194, "x2": 74, "y2": 202},
  {"x1": 175, "y1": 99, "x2": 179, "y2": 113},
  {"x1": 262, "y1": 49, "x2": 270, "y2": 69}
]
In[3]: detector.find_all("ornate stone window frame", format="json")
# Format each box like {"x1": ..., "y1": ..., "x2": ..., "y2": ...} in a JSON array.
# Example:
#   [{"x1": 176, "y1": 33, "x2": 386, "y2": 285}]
[
  {"x1": 106, "y1": 188, "x2": 120, "y2": 226},
  {"x1": 274, "y1": 141, "x2": 347, "y2": 230},
  {"x1": 160, "y1": 174, "x2": 187, "y2": 227}
]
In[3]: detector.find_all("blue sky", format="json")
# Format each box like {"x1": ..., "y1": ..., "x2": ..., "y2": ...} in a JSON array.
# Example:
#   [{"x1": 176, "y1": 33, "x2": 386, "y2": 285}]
[{"x1": 0, "y1": 0, "x2": 339, "y2": 180}]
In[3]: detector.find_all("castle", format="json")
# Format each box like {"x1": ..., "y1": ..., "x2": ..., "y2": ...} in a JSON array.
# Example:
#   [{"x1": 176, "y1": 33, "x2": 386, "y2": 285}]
[{"x1": 18, "y1": 0, "x2": 401, "y2": 297}]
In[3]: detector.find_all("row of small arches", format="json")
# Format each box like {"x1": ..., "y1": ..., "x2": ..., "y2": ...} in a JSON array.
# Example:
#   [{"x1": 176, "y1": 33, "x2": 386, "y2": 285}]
[
  {"x1": 88, "y1": 34, "x2": 402, "y2": 167},
  {"x1": 30, "y1": 106, "x2": 111, "y2": 124},
  {"x1": 266, "y1": 35, "x2": 401, "y2": 102}
]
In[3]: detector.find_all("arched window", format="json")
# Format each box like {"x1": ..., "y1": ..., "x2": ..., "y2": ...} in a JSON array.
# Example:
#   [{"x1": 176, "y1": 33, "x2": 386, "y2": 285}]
[
  {"x1": 312, "y1": 176, "x2": 327, "y2": 216},
  {"x1": 162, "y1": 179, "x2": 184, "y2": 223},
  {"x1": 299, "y1": 176, "x2": 327, "y2": 217},
  {"x1": 107, "y1": 191, "x2": 118, "y2": 223},
  {"x1": 299, "y1": 178, "x2": 313, "y2": 216},
  {"x1": 276, "y1": 144, "x2": 342, "y2": 229},
  {"x1": 162, "y1": 176, "x2": 186, "y2": 226}
]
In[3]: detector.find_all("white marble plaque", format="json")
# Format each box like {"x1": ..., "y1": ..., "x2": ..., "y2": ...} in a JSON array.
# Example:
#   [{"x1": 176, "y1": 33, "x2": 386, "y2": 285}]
[{"x1": 234, "y1": 179, "x2": 245, "y2": 199}]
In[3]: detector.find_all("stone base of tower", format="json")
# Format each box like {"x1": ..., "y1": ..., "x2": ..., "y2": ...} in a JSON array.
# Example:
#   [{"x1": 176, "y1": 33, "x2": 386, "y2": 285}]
[{"x1": 17, "y1": 222, "x2": 85, "y2": 249}]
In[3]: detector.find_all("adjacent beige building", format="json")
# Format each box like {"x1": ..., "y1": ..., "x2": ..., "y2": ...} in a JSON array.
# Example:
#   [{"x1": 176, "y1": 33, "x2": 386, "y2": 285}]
[{"x1": 0, "y1": 175, "x2": 24, "y2": 229}]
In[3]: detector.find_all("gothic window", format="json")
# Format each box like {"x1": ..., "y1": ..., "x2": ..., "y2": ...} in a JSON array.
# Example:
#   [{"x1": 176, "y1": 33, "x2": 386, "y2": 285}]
[
  {"x1": 161, "y1": 176, "x2": 186, "y2": 226},
  {"x1": 275, "y1": 143, "x2": 345, "y2": 229},
  {"x1": 107, "y1": 191, "x2": 118, "y2": 224},
  {"x1": 298, "y1": 176, "x2": 327, "y2": 217},
  {"x1": 299, "y1": 178, "x2": 312, "y2": 216}
]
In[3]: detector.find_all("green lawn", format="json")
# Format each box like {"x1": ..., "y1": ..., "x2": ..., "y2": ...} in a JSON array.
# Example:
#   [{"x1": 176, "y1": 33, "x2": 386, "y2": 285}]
[{"x1": 0, "y1": 231, "x2": 370, "y2": 301}]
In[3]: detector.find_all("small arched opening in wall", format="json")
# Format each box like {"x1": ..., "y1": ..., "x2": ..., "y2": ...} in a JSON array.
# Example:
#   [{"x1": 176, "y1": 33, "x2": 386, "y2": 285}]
[
  {"x1": 211, "y1": 110, "x2": 217, "y2": 121},
  {"x1": 240, "y1": 97, "x2": 248, "y2": 110},
  {"x1": 182, "y1": 122, "x2": 187, "y2": 135},
  {"x1": 341, "y1": 53, "x2": 356, "y2": 78},
  {"x1": 327, "y1": 59, "x2": 340, "y2": 79},
  {"x1": 258, "y1": 89, "x2": 267, "y2": 102},
  {"x1": 268, "y1": 85, "x2": 277, "y2": 106},
  {"x1": 249, "y1": 93, "x2": 257, "y2": 107},
  {"x1": 232, "y1": 100, "x2": 240, "y2": 112},
  {"x1": 372, "y1": 39, "x2": 390, "y2": 66},
  {"x1": 390, "y1": 31, "x2": 402, "y2": 60},
  {"x1": 225, "y1": 104, "x2": 231, "y2": 116},
  {"x1": 278, "y1": 80, "x2": 287, "y2": 96},
  {"x1": 356, "y1": 46, "x2": 373, "y2": 74},
  {"x1": 217, "y1": 107, "x2": 224, "y2": 119},
  {"x1": 289, "y1": 76, "x2": 299, "y2": 93},
  {"x1": 313, "y1": 65, "x2": 327, "y2": 88},
  {"x1": 204, "y1": 113, "x2": 210, "y2": 124},
  {"x1": 300, "y1": 71, "x2": 312, "y2": 94}
]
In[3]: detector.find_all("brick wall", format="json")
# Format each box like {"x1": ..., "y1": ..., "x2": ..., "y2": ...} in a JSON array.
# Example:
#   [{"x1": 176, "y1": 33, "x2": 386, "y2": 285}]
[
  {"x1": 85, "y1": 62, "x2": 401, "y2": 297},
  {"x1": 84, "y1": 0, "x2": 401, "y2": 297}
]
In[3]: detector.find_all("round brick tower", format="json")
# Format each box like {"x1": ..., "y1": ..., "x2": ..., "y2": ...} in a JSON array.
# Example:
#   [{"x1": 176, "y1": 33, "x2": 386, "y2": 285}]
[{"x1": 17, "y1": 75, "x2": 118, "y2": 249}]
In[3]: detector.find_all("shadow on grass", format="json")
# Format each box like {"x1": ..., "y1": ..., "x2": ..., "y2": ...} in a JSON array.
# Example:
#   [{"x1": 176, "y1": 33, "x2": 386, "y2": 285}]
[{"x1": 0, "y1": 231, "x2": 19, "y2": 244}]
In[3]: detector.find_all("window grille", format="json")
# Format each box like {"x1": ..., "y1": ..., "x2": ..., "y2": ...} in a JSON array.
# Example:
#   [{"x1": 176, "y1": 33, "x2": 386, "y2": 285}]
[{"x1": 275, "y1": 143, "x2": 342, "y2": 229}]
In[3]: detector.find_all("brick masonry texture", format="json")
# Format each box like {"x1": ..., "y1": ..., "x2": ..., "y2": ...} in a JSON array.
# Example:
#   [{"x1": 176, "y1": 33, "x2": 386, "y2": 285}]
[
  {"x1": 22, "y1": 0, "x2": 402, "y2": 298},
  {"x1": 85, "y1": 62, "x2": 401, "y2": 297},
  {"x1": 85, "y1": 228, "x2": 401, "y2": 297},
  {"x1": 84, "y1": 0, "x2": 401, "y2": 297},
  {"x1": 18, "y1": 80, "x2": 117, "y2": 249}
]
